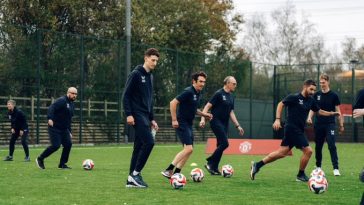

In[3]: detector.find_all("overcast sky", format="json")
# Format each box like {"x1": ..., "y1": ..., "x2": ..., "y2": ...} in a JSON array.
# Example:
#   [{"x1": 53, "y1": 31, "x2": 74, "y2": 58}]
[{"x1": 233, "y1": 0, "x2": 364, "y2": 52}]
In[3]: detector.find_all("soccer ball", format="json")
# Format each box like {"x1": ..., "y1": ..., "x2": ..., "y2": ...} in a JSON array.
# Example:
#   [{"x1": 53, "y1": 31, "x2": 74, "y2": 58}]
[
  {"x1": 308, "y1": 175, "x2": 328, "y2": 194},
  {"x1": 221, "y1": 164, "x2": 234, "y2": 178},
  {"x1": 190, "y1": 168, "x2": 204, "y2": 182},
  {"x1": 82, "y1": 159, "x2": 94, "y2": 170},
  {"x1": 170, "y1": 173, "x2": 187, "y2": 189},
  {"x1": 310, "y1": 167, "x2": 325, "y2": 177}
]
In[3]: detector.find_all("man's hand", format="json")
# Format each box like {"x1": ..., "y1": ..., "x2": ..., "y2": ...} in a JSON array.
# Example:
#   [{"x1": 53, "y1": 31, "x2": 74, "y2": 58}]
[
  {"x1": 126, "y1": 116, "x2": 135, "y2": 125},
  {"x1": 306, "y1": 118, "x2": 313, "y2": 126},
  {"x1": 203, "y1": 113, "x2": 213, "y2": 121},
  {"x1": 272, "y1": 119, "x2": 282, "y2": 131},
  {"x1": 353, "y1": 108, "x2": 364, "y2": 118},
  {"x1": 48, "y1": 119, "x2": 54, "y2": 127},
  {"x1": 338, "y1": 125, "x2": 344, "y2": 135},
  {"x1": 199, "y1": 119, "x2": 205, "y2": 128},
  {"x1": 11, "y1": 128, "x2": 15, "y2": 134},
  {"x1": 19, "y1": 130, "x2": 24, "y2": 136},
  {"x1": 151, "y1": 120, "x2": 159, "y2": 131},
  {"x1": 172, "y1": 119, "x2": 179, "y2": 128}
]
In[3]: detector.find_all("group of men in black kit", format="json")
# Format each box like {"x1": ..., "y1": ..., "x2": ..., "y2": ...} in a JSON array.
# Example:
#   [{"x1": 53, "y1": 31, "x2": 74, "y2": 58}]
[
  {"x1": 3, "y1": 87, "x2": 77, "y2": 171},
  {"x1": 2, "y1": 48, "x2": 364, "y2": 202}
]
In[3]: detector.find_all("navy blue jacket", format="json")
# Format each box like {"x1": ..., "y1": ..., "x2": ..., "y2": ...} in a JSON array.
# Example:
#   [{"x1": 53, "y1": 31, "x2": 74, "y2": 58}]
[
  {"x1": 123, "y1": 65, "x2": 154, "y2": 121},
  {"x1": 47, "y1": 96, "x2": 75, "y2": 131},
  {"x1": 8, "y1": 107, "x2": 28, "y2": 131},
  {"x1": 354, "y1": 88, "x2": 364, "y2": 109}
]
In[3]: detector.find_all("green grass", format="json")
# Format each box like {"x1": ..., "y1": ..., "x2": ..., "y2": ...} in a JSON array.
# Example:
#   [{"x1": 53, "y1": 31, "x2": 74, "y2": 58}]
[{"x1": 0, "y1": 143, "x2": 363, "y2": 205}]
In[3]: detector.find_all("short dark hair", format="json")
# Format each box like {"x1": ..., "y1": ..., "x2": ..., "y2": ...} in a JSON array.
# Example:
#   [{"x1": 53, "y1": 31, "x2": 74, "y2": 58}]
[
  {"x1": 144, "y1": 48, "x2": 160, "y2": 58},
  {"x1": 303, "y1": 79, "x2": 316, "y2": 87},
  {"x1": 192, "y1": 71, "x2": 207, "y2": 82},
  {"x1": 320, "y1": 74, "x2": 329, "y2": 81}
]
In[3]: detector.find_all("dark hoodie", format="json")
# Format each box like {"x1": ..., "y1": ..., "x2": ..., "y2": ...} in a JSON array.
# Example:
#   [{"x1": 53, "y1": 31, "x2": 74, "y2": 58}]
[
  {"x1": 122, "y1": 65, "x2": 154, "y2": 122},
  {"x1": 47, "y1": 95, "x2": 74, "y2": 131},
  {"x1": 8, "y1": 107, "x2": 28, "y2": 131}
]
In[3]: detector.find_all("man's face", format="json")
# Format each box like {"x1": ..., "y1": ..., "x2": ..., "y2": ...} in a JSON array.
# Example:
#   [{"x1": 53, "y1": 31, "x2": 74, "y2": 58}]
[
  {"x1": 67, "y1": 89, "x2": 78, "y2": 101},
  {"x1": 226, "y1": 78, "x2": 237, "y2": 92},
  {"x1": 319, "y1": 79, "x2": 329, "y2": 90},
  {"x1": 193, "y1": 76, "x2": 206, "y2": 92},
  {"x1": 144, "y1": 55, "x2": 159, "y2": 70},
  {"x1": 7, "y1": 102, "x2": 14, "y2": 111},
  {"x1": 305, "y1": 85, "x2": 316, "y2": 96}
]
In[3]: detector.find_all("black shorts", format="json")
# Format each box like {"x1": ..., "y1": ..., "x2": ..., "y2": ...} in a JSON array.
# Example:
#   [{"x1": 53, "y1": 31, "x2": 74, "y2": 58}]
[
  {"x1": 176, "y1": 122, "x2": 193, "y2": 145},
  {"x1": 281, "y1": 125, "x2": 309, "y2": 149}
]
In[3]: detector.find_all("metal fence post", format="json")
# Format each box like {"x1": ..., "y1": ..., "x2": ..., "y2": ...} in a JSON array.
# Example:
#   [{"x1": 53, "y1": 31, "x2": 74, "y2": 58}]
[
  {"x1": 79, "y1": 35, "x2": 84, "y2": 144},
  {"x1": 36, "y1": 29, "x2": 41, "y2": 144}
]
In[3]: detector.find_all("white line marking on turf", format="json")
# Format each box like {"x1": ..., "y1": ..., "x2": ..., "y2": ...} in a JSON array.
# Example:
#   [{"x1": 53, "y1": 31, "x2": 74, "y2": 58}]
[{"x1": 0, "y1": 145, "x2": 185, "y2": 151}]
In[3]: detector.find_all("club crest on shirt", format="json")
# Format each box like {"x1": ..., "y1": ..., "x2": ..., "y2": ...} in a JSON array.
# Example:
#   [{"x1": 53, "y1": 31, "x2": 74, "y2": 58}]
[
  {"x1": 141, "y1": 76, "x2": 146, "y2": 83},
  {"x1": 317, "y1": 95, "x2": 321, "y2": 101},
  {"x1": 67, "y1": 103, "x2": 70, "y2": 108},
  {"x1": 222, "y1": 95, "x2": 226, "y2": 101},
  {"x1": 193, "y1": 94, "x2": 197, "y2": 101},
  {"x1": 298, "y1": 99, "x2": 303, "y2": 105}
]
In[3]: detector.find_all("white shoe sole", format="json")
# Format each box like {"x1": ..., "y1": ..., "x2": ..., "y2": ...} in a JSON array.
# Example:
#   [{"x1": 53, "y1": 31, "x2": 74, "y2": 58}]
[{"x1": 127, "y1": 176, "x2": 147, "y2": 188}]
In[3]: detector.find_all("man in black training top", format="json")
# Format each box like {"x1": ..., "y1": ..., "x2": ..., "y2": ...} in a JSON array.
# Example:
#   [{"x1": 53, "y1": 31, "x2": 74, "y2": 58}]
[
  {"x1": 200, "y1": 76, "x2": 244, "y2": 175},
  {"x1": 307, "y1": 74, "x2": 344, "y2": 176},
  {"x1": 123, "y1": 48, "x2": 160, "y2": 188},
  {"x1": 3, "y1": 100, "x2": 30, "y2": 162},
  {"x1": 353, "y1": 87, "x2": 364, "y2": 118},
  {"x1": 161, "y1": 71, "x2": 212, "y2": 179},
  {"x1": 36, "y1": 87, "x2": 77, "y2": 170},
  {"x1": 250, "y1": 80, "x2": 340, "y2": 182}
]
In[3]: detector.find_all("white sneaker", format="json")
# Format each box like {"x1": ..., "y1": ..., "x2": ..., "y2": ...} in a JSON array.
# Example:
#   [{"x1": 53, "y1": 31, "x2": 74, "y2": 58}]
[{"x1": 333, "y1": 169, "x2": 341, "y2": 176}]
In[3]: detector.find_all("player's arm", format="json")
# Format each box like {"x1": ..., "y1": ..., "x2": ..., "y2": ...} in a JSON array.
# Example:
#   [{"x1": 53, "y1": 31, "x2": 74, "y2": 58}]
[
  {"x1": 196, "y1": 109, "x2": 212, "y2": 120},
  {"x1": 122, "y1": 72, "x2": 137, "y2": 125},
  {"x1": 199, "y1": 102, "x2": 212, "y2": 128},
  {"x1": 317, "y1": 109, "x2": 340, "y2": 117},
  {"x1": 272, "y1": 101, "x2": 284, "y2": 131},
  {"x1": 306, "y1": 110, "x2": 315, "y2": 125},
  {"x1": 335, "y1": 105, "x2": 344, "y2": 134},
  {"x1": 170, "y1": 98, "x2": 179, "y2": 128},
  {"x1": 230, "y1": 111, "x2": 244, "y2": 136}
]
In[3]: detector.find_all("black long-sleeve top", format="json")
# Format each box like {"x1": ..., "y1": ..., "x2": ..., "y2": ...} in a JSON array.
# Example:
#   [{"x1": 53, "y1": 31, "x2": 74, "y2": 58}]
[
  {"x1": 47, "y1": 95, "x2": 74, "y2": 131},
  {"x1": 8, "y1": 107, "x2": 28, "y2": 131},
  {"x1": 122, "y1": 65, "x2": 154, "y2": 120}
]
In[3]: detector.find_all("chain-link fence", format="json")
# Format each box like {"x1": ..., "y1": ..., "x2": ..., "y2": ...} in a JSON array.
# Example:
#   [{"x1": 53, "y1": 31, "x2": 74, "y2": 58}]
[{"x1": 0, "y1": 24, "x2": 363, "y2": 144}]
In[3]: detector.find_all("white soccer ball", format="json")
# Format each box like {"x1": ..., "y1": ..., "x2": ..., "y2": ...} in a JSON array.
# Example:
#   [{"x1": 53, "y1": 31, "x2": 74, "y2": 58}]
[
  {"x1": 190, "y1": 168, "x2": 204, "y2": 182},
  {"x1": 170, "y1": 173, "x2": 187, "y2": 189},
  {"x1": 82, "y1": 159, "x2": 94, "y2": 170},
  {"x1": 308, "y1": 175, "x2": 328, "y2": 194},
  {"x1": 310, "y1": 167, "x2": 325, "y2": 177},
  {"x1": 221, "y1": 164, "x2": 234, "y2": 178}
]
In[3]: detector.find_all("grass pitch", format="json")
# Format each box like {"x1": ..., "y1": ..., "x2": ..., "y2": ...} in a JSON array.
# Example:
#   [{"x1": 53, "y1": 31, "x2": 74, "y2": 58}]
[{"x1": 0, "y1": 143, "x2": 363, "y2": 205}]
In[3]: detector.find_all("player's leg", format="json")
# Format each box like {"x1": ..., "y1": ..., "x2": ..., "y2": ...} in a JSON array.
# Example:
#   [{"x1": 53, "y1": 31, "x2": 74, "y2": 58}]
[
  {"x1": 206, "y1": 120, "x2": 228, "y2": 174},
  {"x1": 250, "y1": 146, "x2": 291, "y2": 180},
  {"x1": 4, "y1": 133, "x2": 18, "y2": 161},
  {"x1": 161, "y1": 123, "x2": 192, "y2": 178},
  {"x1": 296, "y1": 146, "x2": 312, "y2": 182},
  {"x1": 58, "y1": 130, "x2": 72, "y2": 169},
  {"x1": 127, "y1": 123, "x2": 154, "y2": 188},
  {"x1": 36, "y1": 127, "x2": 62, "y2": 169},
  {"x1": 314, "y1": 124, "x2": 325, "y2": 168},
  {"x1": 326, "y1": 123, "x2": 340, "y2": 175},
  {"x1": 21, "y1": 130, "x2": 30, "y2": 161}
]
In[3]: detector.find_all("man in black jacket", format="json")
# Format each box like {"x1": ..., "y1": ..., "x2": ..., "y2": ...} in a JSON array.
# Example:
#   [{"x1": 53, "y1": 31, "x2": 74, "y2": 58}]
[
  {"x1": 36, "y1": 87, "x2": 77, "y2": 169},
  {"x1": 3, "y1": 100, "x2": 30, "y2": 162},
  {"x1": 123, "y1": 48, "x2": 160, "y2": 188}
]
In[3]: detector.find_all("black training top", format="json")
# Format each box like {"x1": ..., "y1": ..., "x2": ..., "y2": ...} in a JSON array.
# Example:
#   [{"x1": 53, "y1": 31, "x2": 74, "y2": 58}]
[
  {"x1": 353, "y1": 88, "x2": 364, "y2": 109},
  {"x1": 8, "y1": 107, "x2": 28, "y2": 131},
  {"x1": 176, "y1": 86, "x2": 201, "y2": 125},
  {"x1": 282, "y1": 93, "x2": 320, "y2": 131},
  {"x1": 313, "y1": 90, "x2": 340, "y2": 124},
  {"x1": 209, "y1": 88, "x2": 234, "y2": 125},
  {"x1": 122, "y1": 65, "x2": 154, "y2": 121},
  {"x1": 47, "y1": 95, "x2": 75, "y2": 131}
]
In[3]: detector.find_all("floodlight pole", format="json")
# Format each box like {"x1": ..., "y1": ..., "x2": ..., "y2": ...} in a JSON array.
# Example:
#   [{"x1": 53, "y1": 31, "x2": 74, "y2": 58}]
[
  {"x1": 350, "y1": 59, "x2": 359, "y2": 142},
  {"x1": 125, "y1": 0, "x2": 131, "y2": 144}
]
